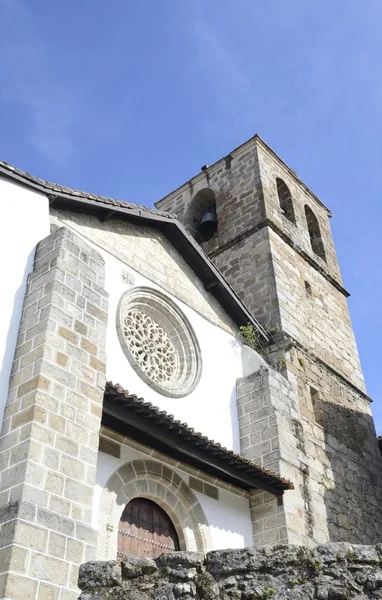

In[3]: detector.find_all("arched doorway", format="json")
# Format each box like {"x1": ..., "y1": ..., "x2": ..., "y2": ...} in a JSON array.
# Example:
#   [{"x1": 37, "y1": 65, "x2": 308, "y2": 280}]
[{"x1": 117, "y1": 497, "x2": 180, "y2": 559}]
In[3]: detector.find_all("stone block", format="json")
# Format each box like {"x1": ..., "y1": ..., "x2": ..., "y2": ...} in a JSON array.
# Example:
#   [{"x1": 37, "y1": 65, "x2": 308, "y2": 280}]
[
  {"x1": 25, "y1": 317, "x2": 57, "y2": 342},
  {"x1": 66, "y1": 538, "x2": 84, "y2": 563},
  {"x1": 37, "y1": 507, "x2": 74, "y2": 536},
  {"x1": 10, "y1": 439, "x2": 42, "y2": 465},
  {"x1": 60, "y1": 590, "x2": 79, "y2": 600},
  {"x1": 38, "y1": 582, "x2": 61, "y2": 600},
  {"x1": 48, "y1": 531, "x2": 67, "y2": 559},
  {"x1": 16, "y1": 376, "x2": 51, "y2": 399},
  {"x1": 49, "y1": 495, "x2": 71, "y2": 517},
  {"x1": 75, "y1": 523, "x2": 98, "y2": 545},
  {"x1": 37, "y1": 361, "x2": 77, "y2": 390},
  {"x1": 10, "y1": 483, "x2": 49, "y2": 508},
  {"x1": 21, "y1": 390, "x2": 58, "y2": 412},
  {"x1": 80, "y1": 338, "x2": 97, "y2": 356},
  {"x1": 19, "y1": 422, "x2": 55, "y2": 446},
  {"x1": 61, "y1": 455, "x2": 86, "y2": 480},
  {"x1": 13, "y1": 520, "x2": 49, "y2": 552},
  {"x1": 0, "y1": 543, "x2": 29, "y2": 574},
  {"x1": 66, "y1": 421, "x2": 88, "y2": 445},
  {"x1": 58, "y1": 326, "x2": 79, "y2": 345},
  {"x1": 66, "y1": 343, "x2": 87, "y2": 364},
  {"x1": 48, "y1": 413, "x2": 66, "y2": 434},
  {"x1": 89, "y1": 356, "x2": 106, "y2": 374},
  {"x1": 40, "y1": 305, "x2": 73, "y2": 329},
  {"x1": 44, "y1": 472, "x2": 65, "y2": 495},
  {"x1": 55, "y1": 435, "x2": 79, "y2": 457},
  {"x1": 64, "y1": 479, "x2": 93, "y2": 505},
  {"x1": 66, "y1": 390, "x2": 89, "y2": 411},
  {"x1": 250, "y1": 500, "x2": 277, "y2": 520},
  {"x1": 29, "y1": 552, "x2": 69, "y2": 586},
  {"x1": 86, "y1": 302, "x2": 108, "y2": 324},
  {"x1": 11, "y1": 404, "x2": 46, "y2": 430},
  {"x1": 2, "y1": 573, "x2": 38, "y2": 600},
  {"x1": 0, "y1": 499, "x2": 35, "y2": 524},
  {"x1": 74, "y1": 319, "x2": 88, "y2": 336}
]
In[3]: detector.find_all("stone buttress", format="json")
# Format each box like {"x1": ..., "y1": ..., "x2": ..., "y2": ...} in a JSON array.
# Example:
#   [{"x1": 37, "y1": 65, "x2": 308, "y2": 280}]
[{"x1": 0, "y1": 227, "x2": 108, "y2": 600}]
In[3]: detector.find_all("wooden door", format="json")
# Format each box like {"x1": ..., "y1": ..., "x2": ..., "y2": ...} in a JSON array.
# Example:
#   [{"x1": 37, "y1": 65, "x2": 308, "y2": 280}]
[{"x1": 117, "y1": 497, "x2": 180, "y2": 559}]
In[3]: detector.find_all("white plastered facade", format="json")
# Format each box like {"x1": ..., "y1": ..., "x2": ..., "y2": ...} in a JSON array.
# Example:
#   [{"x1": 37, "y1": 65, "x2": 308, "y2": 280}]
[
  {"x1": 0, "y1": 177, "x2": 50, "y2": 424},
  {"x1": 94, "y1": 440, "x2": 253, "y2": 558},
  {"x1": 0, "y1": 171, "x2": 266, "y2": 563},
  {"x1": 47, "y1": 210, "x2": 266, "y2": 555}
]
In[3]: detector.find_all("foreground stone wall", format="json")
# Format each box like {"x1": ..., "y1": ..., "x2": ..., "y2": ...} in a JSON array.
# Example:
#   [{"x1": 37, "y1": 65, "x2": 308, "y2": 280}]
[{"x1": 78, "y1": 544, "x2": 382, "y2": 600}]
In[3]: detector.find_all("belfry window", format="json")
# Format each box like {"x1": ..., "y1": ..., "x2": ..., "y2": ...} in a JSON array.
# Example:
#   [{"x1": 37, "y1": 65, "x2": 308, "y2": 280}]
[
  {"x1": 304, "y1": 205, "x2": 326, "y2": 262},
  {"x1": 190, "y1": 188, "x2": 217, "y2": 241},
  {"x1": 276, "y1": 178, "x2": 296, "y2": 224}
]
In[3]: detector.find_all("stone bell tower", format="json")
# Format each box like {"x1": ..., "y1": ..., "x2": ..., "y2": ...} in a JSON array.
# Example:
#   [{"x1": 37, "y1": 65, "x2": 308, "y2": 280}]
[{"x1": 155, "y1": 134, "x2": 382, "y2": 546}]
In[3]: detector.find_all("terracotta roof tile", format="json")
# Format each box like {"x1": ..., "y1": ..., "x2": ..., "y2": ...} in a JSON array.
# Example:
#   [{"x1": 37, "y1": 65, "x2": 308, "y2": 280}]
[
  {"x1": 105, "y1": 381, "x2": 294, "y2": 492},
  {"x1": 0, "y1": 159, "x2": 176, "y2": 220}
]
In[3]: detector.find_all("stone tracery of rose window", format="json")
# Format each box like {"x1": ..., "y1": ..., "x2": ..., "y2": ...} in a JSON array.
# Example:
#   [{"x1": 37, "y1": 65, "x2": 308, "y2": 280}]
[
  {"x1": 117, "y1": 287, "x2": 201, "y2": 397},
  {"x1": 123, "y1": 310, "x2": 177, "y2": 385}
]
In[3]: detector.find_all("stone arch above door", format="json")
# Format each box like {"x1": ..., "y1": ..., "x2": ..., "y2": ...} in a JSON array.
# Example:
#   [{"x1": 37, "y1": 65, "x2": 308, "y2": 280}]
[{"x1": 97, "y1": 459, "x2": 212, "y2": 559}]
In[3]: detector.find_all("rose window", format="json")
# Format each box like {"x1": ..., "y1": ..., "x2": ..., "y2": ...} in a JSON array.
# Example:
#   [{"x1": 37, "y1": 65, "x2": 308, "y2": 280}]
[{"x1": 117, "y1": 288, "x2": 201, "y2": 397}]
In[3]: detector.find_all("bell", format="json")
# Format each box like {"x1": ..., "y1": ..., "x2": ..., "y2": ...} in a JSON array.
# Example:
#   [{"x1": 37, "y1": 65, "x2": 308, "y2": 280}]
[{"x1": 198, "y1": 210, "x2": 217, "y2": 239}]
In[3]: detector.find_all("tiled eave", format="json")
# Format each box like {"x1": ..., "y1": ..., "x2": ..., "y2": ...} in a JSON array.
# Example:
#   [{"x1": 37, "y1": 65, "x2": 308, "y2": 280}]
[{"x1": 103, "y1": 382, "x2": 294, "y2": 496}]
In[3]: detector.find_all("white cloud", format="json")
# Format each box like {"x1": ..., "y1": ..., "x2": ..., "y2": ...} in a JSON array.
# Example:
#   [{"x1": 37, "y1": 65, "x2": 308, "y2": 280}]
[{"x1": 0, "y1": 0, "x2": 76, "y2": 163}]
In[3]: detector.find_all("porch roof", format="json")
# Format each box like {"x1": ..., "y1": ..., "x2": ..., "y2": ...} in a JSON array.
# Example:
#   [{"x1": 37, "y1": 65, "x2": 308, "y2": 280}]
[{"x1": 102, "y1": 382, "x2": 294, "y2": 496}]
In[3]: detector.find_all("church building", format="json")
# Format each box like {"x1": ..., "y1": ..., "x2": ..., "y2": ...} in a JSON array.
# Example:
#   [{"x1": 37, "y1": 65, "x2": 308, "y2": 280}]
[{"x1": 0, "y1": 135, "x2": 381, "y2": 600}]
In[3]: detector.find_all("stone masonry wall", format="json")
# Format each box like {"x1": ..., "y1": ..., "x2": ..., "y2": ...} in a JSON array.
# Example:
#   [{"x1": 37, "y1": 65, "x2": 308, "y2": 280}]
[
  {"x1": 155, "y1": 136, "x2": 360, "y2": 387},
  {"x1": 267, "y1": 213, "x2": 364, "y2": 391},
  {"x1": 78, "y1": 544, "x2": 382, "y2": 600},
  {"x1": 237, "y1": 361, "x2": 382, "y2": 547},
  {"x1": 0, "y1": 227, "x2": 108, "y2": 600},
  {"x1": 212, "y1": 228, "x2": 280, "y2": 328},
  {"x1": 155, "y1": 135, "x2": 381, "y2": 547},
  {"x1": 286, "y1": 347, "x2": 382, "y2": 545},
  {"x1": 155, "y1": 139, "x2": 265, "y2": 257},
  {"x1": 237, "y1": 368, "x2": 310, "y2": 547},
  {"x1": 256, "y1": 140, "x2": 342, "y2": 284}
]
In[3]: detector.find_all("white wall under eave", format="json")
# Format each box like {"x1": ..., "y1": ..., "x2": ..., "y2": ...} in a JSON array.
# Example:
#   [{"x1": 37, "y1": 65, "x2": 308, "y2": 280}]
[
  {"x1": 102, "y1": 250, "x2": 265, "y2": 453},
  {"x1": 94, "y1": 445, "x2": 253, "y2": 552},
  {"x1": 48, "y1": 216, "x2": 267, "y2": 450},
  {"x1": 0, "y1": 178, "x2": 50, "y2": 426}
]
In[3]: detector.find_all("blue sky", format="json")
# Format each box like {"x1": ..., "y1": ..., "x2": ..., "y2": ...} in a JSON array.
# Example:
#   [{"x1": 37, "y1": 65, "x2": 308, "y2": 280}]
[{"x1": 1, "y1": 0, "x2": 381, "y2": 429}]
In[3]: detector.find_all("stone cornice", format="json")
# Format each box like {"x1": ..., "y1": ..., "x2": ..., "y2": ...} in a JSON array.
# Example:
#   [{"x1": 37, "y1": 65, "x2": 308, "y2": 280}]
[
  {"x1": 209, "y1": 218, "x2": 350, "y2": 298},
  {"x1": 289, "y1": 338, "x2": 371, "y2": 403}
]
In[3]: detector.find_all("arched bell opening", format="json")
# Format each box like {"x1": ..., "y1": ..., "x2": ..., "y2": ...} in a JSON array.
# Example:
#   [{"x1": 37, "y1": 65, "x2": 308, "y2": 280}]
[
  {"x1": 117, "y1": 497, "x2": 180, "y2": 559},
  {"x1": 276, "y1": 178, "x2": 296, "y2": 224},
  {"x1": 190, "y1": 188, "x2": 217, "y2": 242},
  {"x1": 304, "y1": 205, "x2": 326, "y2": 262}
]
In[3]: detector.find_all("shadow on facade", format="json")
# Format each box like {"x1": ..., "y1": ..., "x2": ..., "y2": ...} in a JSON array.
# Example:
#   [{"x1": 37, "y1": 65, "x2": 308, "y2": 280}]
[{"x1": 318, "y1": 399, "x2": 382, "y2": 544}]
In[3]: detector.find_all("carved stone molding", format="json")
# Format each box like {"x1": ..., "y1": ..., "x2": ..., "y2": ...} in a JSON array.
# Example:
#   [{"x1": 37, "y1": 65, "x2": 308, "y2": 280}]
[{"x1": 117, "y1": 287, "x2": 202, "y2": 397}]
